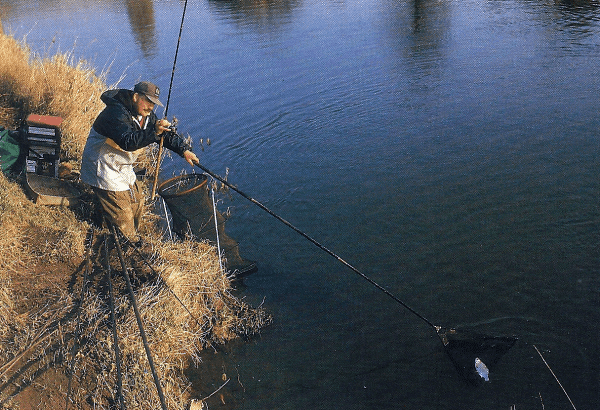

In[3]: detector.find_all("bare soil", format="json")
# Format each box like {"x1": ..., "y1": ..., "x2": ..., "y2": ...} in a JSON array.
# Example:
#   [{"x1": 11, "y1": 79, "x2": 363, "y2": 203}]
[{"x1": 3, "y1": 250, "x2": 85, "y2": 409}]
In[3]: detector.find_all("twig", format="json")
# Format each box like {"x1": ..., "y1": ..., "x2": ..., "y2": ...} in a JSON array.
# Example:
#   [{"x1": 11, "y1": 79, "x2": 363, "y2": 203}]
[
  {"x1": 533, "y1": 345, "x2": 576, "y2": 410},
  {"x1": 0, "y1": 327, "x2": 58, "y2": 382},
  {"x1": 235, "y1": 366, "x2": 245, "y2": 392},
  {"x1": 0, "y1": 304, "x2": 65, "y2": 379},
  {"x1": 201, "y1": 378, "x2": 230, "y2": 402}
]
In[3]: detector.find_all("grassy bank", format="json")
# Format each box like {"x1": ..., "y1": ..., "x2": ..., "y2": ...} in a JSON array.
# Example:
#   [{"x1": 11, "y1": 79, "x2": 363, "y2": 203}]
[{"x1": 0, "y1": 33, "x2": 269, "y2": 409}]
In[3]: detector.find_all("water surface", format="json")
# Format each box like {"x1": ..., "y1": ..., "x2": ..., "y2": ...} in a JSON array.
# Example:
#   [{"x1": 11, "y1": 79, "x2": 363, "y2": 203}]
[{"x1": 3, "y1": 0, "x2": 599, "y2": 408}]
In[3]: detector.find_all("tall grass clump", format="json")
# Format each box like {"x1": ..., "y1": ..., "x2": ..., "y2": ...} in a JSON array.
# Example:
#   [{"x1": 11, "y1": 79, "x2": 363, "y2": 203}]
[
  {"x1": 0, "y1": 32, "x2": 270, "y2": 408},
  {"x1": 0, "y1": 33, "x2": 107, "y2": 161}
]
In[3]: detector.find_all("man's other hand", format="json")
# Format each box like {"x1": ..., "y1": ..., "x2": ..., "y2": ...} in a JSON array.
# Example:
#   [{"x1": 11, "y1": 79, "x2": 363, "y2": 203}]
[{"x1": 183, "y1": 150, "x2": 199, "y2": 166}]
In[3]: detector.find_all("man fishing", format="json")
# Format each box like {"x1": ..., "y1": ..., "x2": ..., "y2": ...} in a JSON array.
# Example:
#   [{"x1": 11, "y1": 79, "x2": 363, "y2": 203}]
[{"x1": 80, "y1": 81, "x2": 199, "y2": 243}]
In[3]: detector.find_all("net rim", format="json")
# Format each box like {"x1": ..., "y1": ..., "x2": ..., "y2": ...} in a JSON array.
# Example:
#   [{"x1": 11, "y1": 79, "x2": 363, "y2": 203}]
[{"x1": 157, "y1": 173, "x2": 208, "y2": 199}]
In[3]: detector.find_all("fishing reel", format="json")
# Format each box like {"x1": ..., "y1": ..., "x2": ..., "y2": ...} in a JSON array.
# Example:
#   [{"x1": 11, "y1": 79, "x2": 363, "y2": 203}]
[
  {"x1": 166, "y1": 116, "x2": 179, "y2": 134},
  {"x1": 164, "y1": 116, "x2": 210, "y2": 151}
]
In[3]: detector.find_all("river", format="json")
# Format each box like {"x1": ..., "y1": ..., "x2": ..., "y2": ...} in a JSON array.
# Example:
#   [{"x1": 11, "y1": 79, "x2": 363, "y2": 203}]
[{"x1": 2, "y1": 0, "x2": 599, "y2": 408}]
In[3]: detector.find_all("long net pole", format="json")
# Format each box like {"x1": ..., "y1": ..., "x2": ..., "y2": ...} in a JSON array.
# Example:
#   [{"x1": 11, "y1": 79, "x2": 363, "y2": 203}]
[{"x1": 193, "y1": 163, "x2": 438, "y2": 330}]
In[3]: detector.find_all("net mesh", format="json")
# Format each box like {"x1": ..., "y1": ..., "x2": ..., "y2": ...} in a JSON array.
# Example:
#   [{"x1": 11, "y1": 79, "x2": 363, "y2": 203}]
[
  {"x1": 158, "y1": 174, "x2": 257, "y2": 277},
  {"x1": 437, "y1": 327, "x2": 517, "y2": 384}
]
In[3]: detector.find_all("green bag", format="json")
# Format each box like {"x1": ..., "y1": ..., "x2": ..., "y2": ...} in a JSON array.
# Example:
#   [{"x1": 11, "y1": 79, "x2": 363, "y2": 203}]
[{"x1": 0, "y1": 127, "x2": 22, "y2": 173}]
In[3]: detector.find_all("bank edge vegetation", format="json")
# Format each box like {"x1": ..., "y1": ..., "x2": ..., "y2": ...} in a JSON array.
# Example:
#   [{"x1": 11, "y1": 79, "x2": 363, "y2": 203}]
[{"x1": 0, "y1": 33, "x2": 270, "y2": 409}]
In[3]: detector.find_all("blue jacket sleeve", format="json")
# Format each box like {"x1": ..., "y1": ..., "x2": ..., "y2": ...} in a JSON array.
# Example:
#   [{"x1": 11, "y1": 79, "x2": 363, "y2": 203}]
[
  {"x1": 162, "y1": 131, "x2": 193, "y2": 157},
  {"x1": 92, "y1": 104, "x2": 193, "y2": 156},
  {"x1": 92, "y1": 105, "x2": 159, "y2": 151}
]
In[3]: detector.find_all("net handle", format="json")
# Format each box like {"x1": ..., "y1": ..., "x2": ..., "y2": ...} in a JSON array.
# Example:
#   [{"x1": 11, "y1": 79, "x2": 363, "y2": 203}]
[{"x1": 194, "y1": 163, "x2": 439, "y2": 330}]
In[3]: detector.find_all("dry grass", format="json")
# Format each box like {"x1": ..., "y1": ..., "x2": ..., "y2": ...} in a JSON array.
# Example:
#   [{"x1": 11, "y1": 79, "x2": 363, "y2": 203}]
[
  {"x1": 0, "y1": 171, "x2": 88, "y2": 323},
  {"x1": 0, "y1": 33, "x2": 107, "y2": 166},
  {"x1": 58, "y1": 232, "x2": 270, "y2": 409},
  {"x1": 0, "y1": 32, "x2": 270, "y2": 409},
  {"x1": 0, "y1": 172, "x2": 88, "y2": 264}
]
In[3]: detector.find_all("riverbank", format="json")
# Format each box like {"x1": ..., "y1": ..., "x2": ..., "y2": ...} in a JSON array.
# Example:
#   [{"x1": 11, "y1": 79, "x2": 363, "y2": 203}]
[{"x1": 0, "y1": 33, "x2": 270, "y2": 409}]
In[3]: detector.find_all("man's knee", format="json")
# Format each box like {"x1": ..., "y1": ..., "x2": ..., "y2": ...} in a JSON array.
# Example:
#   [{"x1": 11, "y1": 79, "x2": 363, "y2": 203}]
[{"x1": 94, "y1": 188, "x2": 141, "y2": 241}]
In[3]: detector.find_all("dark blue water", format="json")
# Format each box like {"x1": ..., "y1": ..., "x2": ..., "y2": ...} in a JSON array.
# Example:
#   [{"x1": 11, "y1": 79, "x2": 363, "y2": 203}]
[{"x1": 3, "y1": 0, "x2": 599, "y2": 408}]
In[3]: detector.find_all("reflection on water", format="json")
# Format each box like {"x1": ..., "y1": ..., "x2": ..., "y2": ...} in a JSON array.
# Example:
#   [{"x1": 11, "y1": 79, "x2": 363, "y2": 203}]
[
  {"x1": 0, "y1": 0, "x2": 16, "y2": 28},
  {"x1": 125, "y1": 0, "x2": 157, "y2": 58},
  {"x1": 411, "y1": 0, "x2": 450, "y2": 48},
  {"x1": 556, "y1": 0, "x2": 600, "y2": 21},
  {"x1": 408, "y1": 0, "x2": 450, "y2": 77},
  {"x1": 208, "y1": 0, "x2": 299, "y2": 30},
  {"x1": 0, "y1": 0, "x2": 160, "y2": 61}
]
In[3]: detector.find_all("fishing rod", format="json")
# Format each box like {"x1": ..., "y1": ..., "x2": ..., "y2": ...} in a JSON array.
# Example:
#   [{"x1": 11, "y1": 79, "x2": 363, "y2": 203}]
[
  {"x1": 150, "y1": 0, "x2": 190, "y2": 200},
  {"x1": 142, "y1": 6, "x2": 517, "y2": 378}
]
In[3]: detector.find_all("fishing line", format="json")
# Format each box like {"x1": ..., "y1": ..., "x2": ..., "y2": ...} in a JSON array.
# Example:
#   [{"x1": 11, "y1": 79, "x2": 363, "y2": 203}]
[
  {"x1": 211, "y1": 182, "x2": 224, "y2": 271},
  {"x1": 534, "y1": 345, "x2": 577, "y2": 409},
  {"x1": 161, "y1": 196, "x2": 174, "y2": 241}
]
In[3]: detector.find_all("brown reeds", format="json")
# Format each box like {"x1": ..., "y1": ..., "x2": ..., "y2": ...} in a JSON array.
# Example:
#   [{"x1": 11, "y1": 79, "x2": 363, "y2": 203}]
[
  {"x1": 0, "y1": 32, "x2": 107, "y2": 162},
  {"x1": 0, "y1": 32, "x2": 270, "y2": 408},
  {"x1": 58, "y1": 231, "x2": 270, "y2": 409}
]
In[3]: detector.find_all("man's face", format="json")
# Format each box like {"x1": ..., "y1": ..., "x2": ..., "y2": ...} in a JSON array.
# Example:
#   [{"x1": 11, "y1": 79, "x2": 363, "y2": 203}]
[{"x1": 132, "y1": 93, "x2": 155, "y2": 117}]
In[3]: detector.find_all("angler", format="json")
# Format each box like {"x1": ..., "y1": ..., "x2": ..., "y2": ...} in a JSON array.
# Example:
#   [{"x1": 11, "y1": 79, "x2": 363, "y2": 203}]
[{"x1": 80, "y1": 81, "x2": 199, "y2": 243}]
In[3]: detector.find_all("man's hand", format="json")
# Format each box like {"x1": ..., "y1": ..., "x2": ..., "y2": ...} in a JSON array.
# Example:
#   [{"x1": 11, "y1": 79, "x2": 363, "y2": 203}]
[
  {"x1": 183, "y1": 150, "x2": 199, "y2": 166},
  {"x1": 155, "y1": 119, "x2": 171, "y2": 135}
]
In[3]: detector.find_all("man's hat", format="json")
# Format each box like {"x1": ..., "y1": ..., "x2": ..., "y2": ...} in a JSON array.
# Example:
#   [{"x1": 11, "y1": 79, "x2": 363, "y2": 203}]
[{"x1": 133, "y1": 81, "x2": 163, "y2": 106}]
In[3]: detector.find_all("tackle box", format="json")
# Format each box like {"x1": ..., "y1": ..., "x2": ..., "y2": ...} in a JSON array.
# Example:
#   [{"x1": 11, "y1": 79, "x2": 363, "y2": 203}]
[{"x1": 22, "y1": 114, "x2": 62, "y2": 177}]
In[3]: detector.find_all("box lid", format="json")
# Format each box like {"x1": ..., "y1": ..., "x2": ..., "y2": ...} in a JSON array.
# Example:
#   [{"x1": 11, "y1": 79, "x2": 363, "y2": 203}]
[{"x1": 26, "y1": 114, "x2": 63, "y2": 129}]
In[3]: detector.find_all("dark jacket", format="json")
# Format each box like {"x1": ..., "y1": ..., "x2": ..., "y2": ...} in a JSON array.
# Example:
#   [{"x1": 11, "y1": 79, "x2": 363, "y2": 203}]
[
  {"x1": 81, "y1": 88, "x2": 193, "y2": 191},
  {"x1": 92, "y1": 89, "x2": 191, "y2": 155}
]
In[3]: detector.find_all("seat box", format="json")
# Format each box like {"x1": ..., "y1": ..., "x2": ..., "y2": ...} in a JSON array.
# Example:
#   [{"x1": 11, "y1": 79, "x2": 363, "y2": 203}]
[{"x1": 22, "y1": 114, "x2": 62, "y2": 177}]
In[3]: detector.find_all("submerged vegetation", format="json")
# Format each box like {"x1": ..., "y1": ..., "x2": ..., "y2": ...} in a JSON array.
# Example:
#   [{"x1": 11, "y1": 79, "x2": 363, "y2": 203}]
[{"x1": 0, "y1": 33, "x2": 270, "y2": 409}]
